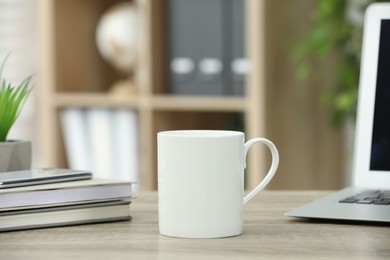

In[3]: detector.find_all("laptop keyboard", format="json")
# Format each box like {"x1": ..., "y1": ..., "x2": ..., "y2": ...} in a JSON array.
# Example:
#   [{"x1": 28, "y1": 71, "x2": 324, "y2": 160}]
[{"x1": 339, "y1": 190, "x2": 390, "y2": 205}]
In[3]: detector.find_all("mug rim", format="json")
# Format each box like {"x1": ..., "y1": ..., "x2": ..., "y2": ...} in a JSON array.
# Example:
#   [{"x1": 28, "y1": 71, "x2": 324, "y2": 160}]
[{"x1": 158, "y1": 130, "x2": 243, "y2": 138}]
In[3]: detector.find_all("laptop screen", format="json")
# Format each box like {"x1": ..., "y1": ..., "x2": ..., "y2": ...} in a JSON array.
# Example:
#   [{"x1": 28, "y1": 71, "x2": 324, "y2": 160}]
[{"x1": 370, "y1": 19, "x2": 390, "y2": 171}]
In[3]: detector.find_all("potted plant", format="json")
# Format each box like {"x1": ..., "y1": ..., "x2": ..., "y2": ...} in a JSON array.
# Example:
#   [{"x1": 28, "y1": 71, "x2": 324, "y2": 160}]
[
  {"x1": 293, "y1": 0, "x2": 386, "y2": 127},
  {"x1": 0, "y1": 54, "x2": 33, "y2": 172}
]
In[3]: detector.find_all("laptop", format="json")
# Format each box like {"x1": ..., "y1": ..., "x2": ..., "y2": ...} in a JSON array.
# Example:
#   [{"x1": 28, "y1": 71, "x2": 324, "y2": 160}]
[{"x1": 286, "y1": 3, "x2": 390, "y2": 223}]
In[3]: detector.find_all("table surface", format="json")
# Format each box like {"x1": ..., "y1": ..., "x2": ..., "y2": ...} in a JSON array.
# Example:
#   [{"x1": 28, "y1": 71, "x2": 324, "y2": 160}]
[{"x1": 0, "y1": 191, "x2": 389, "y2": 259}]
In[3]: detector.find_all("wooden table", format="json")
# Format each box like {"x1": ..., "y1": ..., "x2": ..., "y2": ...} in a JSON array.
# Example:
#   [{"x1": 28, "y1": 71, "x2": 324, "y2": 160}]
[{"x1": 0, "y1": 191, "x2": 389, "y2": 259}]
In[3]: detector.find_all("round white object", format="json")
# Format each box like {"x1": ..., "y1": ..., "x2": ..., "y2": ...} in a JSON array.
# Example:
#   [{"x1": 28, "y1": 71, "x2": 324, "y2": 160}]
[{"x1": 96, "y1": 2, "x2": 138, "y2": 72}]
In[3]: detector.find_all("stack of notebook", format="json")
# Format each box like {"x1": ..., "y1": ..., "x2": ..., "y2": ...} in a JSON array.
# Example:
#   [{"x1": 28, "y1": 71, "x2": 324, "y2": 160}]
[{"x1": 0, "y1": 174, "x2": 134, "y2": 232}]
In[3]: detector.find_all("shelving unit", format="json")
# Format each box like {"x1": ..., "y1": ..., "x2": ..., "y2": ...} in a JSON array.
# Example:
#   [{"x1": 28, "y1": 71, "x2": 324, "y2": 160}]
[{"x1": 37, "y1": 0, "x2": 267, "y2": 190}]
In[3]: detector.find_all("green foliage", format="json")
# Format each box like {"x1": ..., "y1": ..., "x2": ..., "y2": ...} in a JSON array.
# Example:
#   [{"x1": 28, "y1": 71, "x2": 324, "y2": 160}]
[
  {"x1": 293, "y1": 0, "x2": 385, "y2": 127},
  {"x1": 0, "y1": 54, "x2": 33, "y2": 142}
]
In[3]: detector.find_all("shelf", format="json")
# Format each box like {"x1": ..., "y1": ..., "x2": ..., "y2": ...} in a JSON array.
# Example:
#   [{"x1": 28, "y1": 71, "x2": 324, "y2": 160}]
[
  {"x1": 53, "y1": 0, "x2": 126, "y2": 93},
  {"x1": 38, "y1": 0, "x2": 265, "y2": 191},
  {"x1": 53, "y1": 93, "x2": 246, "y2": 112},
  {"x1": 53, "y1": 93, "x2": 140, "y2": 108},
  {"x1": 151, "y1": 95, "x2": 246, "y2": 112},
  {"x1": 37, "y1": 0, "x2": 345, "y2": 191}
]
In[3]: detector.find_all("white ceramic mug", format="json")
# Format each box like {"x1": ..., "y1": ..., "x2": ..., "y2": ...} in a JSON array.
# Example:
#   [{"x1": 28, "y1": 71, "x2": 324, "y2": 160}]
[{"x1": 157, "y1": 130, "x2": 279, "y2": 238}]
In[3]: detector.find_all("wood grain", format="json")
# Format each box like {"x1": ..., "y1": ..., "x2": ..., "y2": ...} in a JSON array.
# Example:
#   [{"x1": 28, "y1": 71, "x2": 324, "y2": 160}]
[{"x1": 0, "y1": 191, "x2": 389, "y2": 259}]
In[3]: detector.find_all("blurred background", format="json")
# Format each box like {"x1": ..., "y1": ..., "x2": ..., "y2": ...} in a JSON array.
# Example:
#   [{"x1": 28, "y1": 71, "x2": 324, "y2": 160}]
[{"x1": 1, "y1": 0, "x2": 381, "y2": 190}]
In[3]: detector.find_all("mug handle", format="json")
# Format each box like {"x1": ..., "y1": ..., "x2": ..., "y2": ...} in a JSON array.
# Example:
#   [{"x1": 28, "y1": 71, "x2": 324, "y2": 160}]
[{"x1": 243, "y1": 138, "x2": 279, "y2": 205}]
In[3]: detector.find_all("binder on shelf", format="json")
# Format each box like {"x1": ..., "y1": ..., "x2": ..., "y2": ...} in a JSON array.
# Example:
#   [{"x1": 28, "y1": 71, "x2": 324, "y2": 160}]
[
  {"x1": 229, "y1": 0, "x2": 248, "y2": 96},
  {"x1": 166, "y1": 0, "x2": 247, "y2": 96},
  {"x1": 167, "y1": 0, "x2": 225, "y2": 95}
]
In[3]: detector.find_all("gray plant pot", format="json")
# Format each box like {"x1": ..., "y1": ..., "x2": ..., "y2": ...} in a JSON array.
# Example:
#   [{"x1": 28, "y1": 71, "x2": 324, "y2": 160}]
[{"x1": 0, "y1": 141, "x2": 31, "y2": 172}]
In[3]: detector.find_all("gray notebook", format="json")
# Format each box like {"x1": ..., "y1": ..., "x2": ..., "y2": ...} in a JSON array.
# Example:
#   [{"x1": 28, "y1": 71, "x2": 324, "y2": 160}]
[{"x1": 0, "y1": 201, "x2": 132, "y2": 232}]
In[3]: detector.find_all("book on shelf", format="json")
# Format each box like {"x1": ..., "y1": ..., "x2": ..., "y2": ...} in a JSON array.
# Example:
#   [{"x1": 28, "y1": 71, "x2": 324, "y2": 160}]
[
  {"x1": 85, "y1": 108, "x2": 113, "y2": 179},
  {"x1": 60, "y1": 108, "x2": 92, "y2": 171},
  {"x1": 112, "y1": 108, "x2": 139, "y2": 189},
  {"x1": 60, "y1": 108, "x2": 139, "y2": 186},
  {"x1": 0, "y1": 200, "x2": 132, "y2": 232},
  {"x1": 0, "y1": 178, "x2": 135, "y2": 232}
]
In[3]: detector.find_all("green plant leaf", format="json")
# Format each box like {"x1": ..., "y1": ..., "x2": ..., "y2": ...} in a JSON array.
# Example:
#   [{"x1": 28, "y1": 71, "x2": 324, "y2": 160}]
[
  {"x1": 0, "y1": 54, "x2": 33, "y2": 142},
  {"x1": 291, "y1": 0, "x2": 379, "y2": 127}
]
